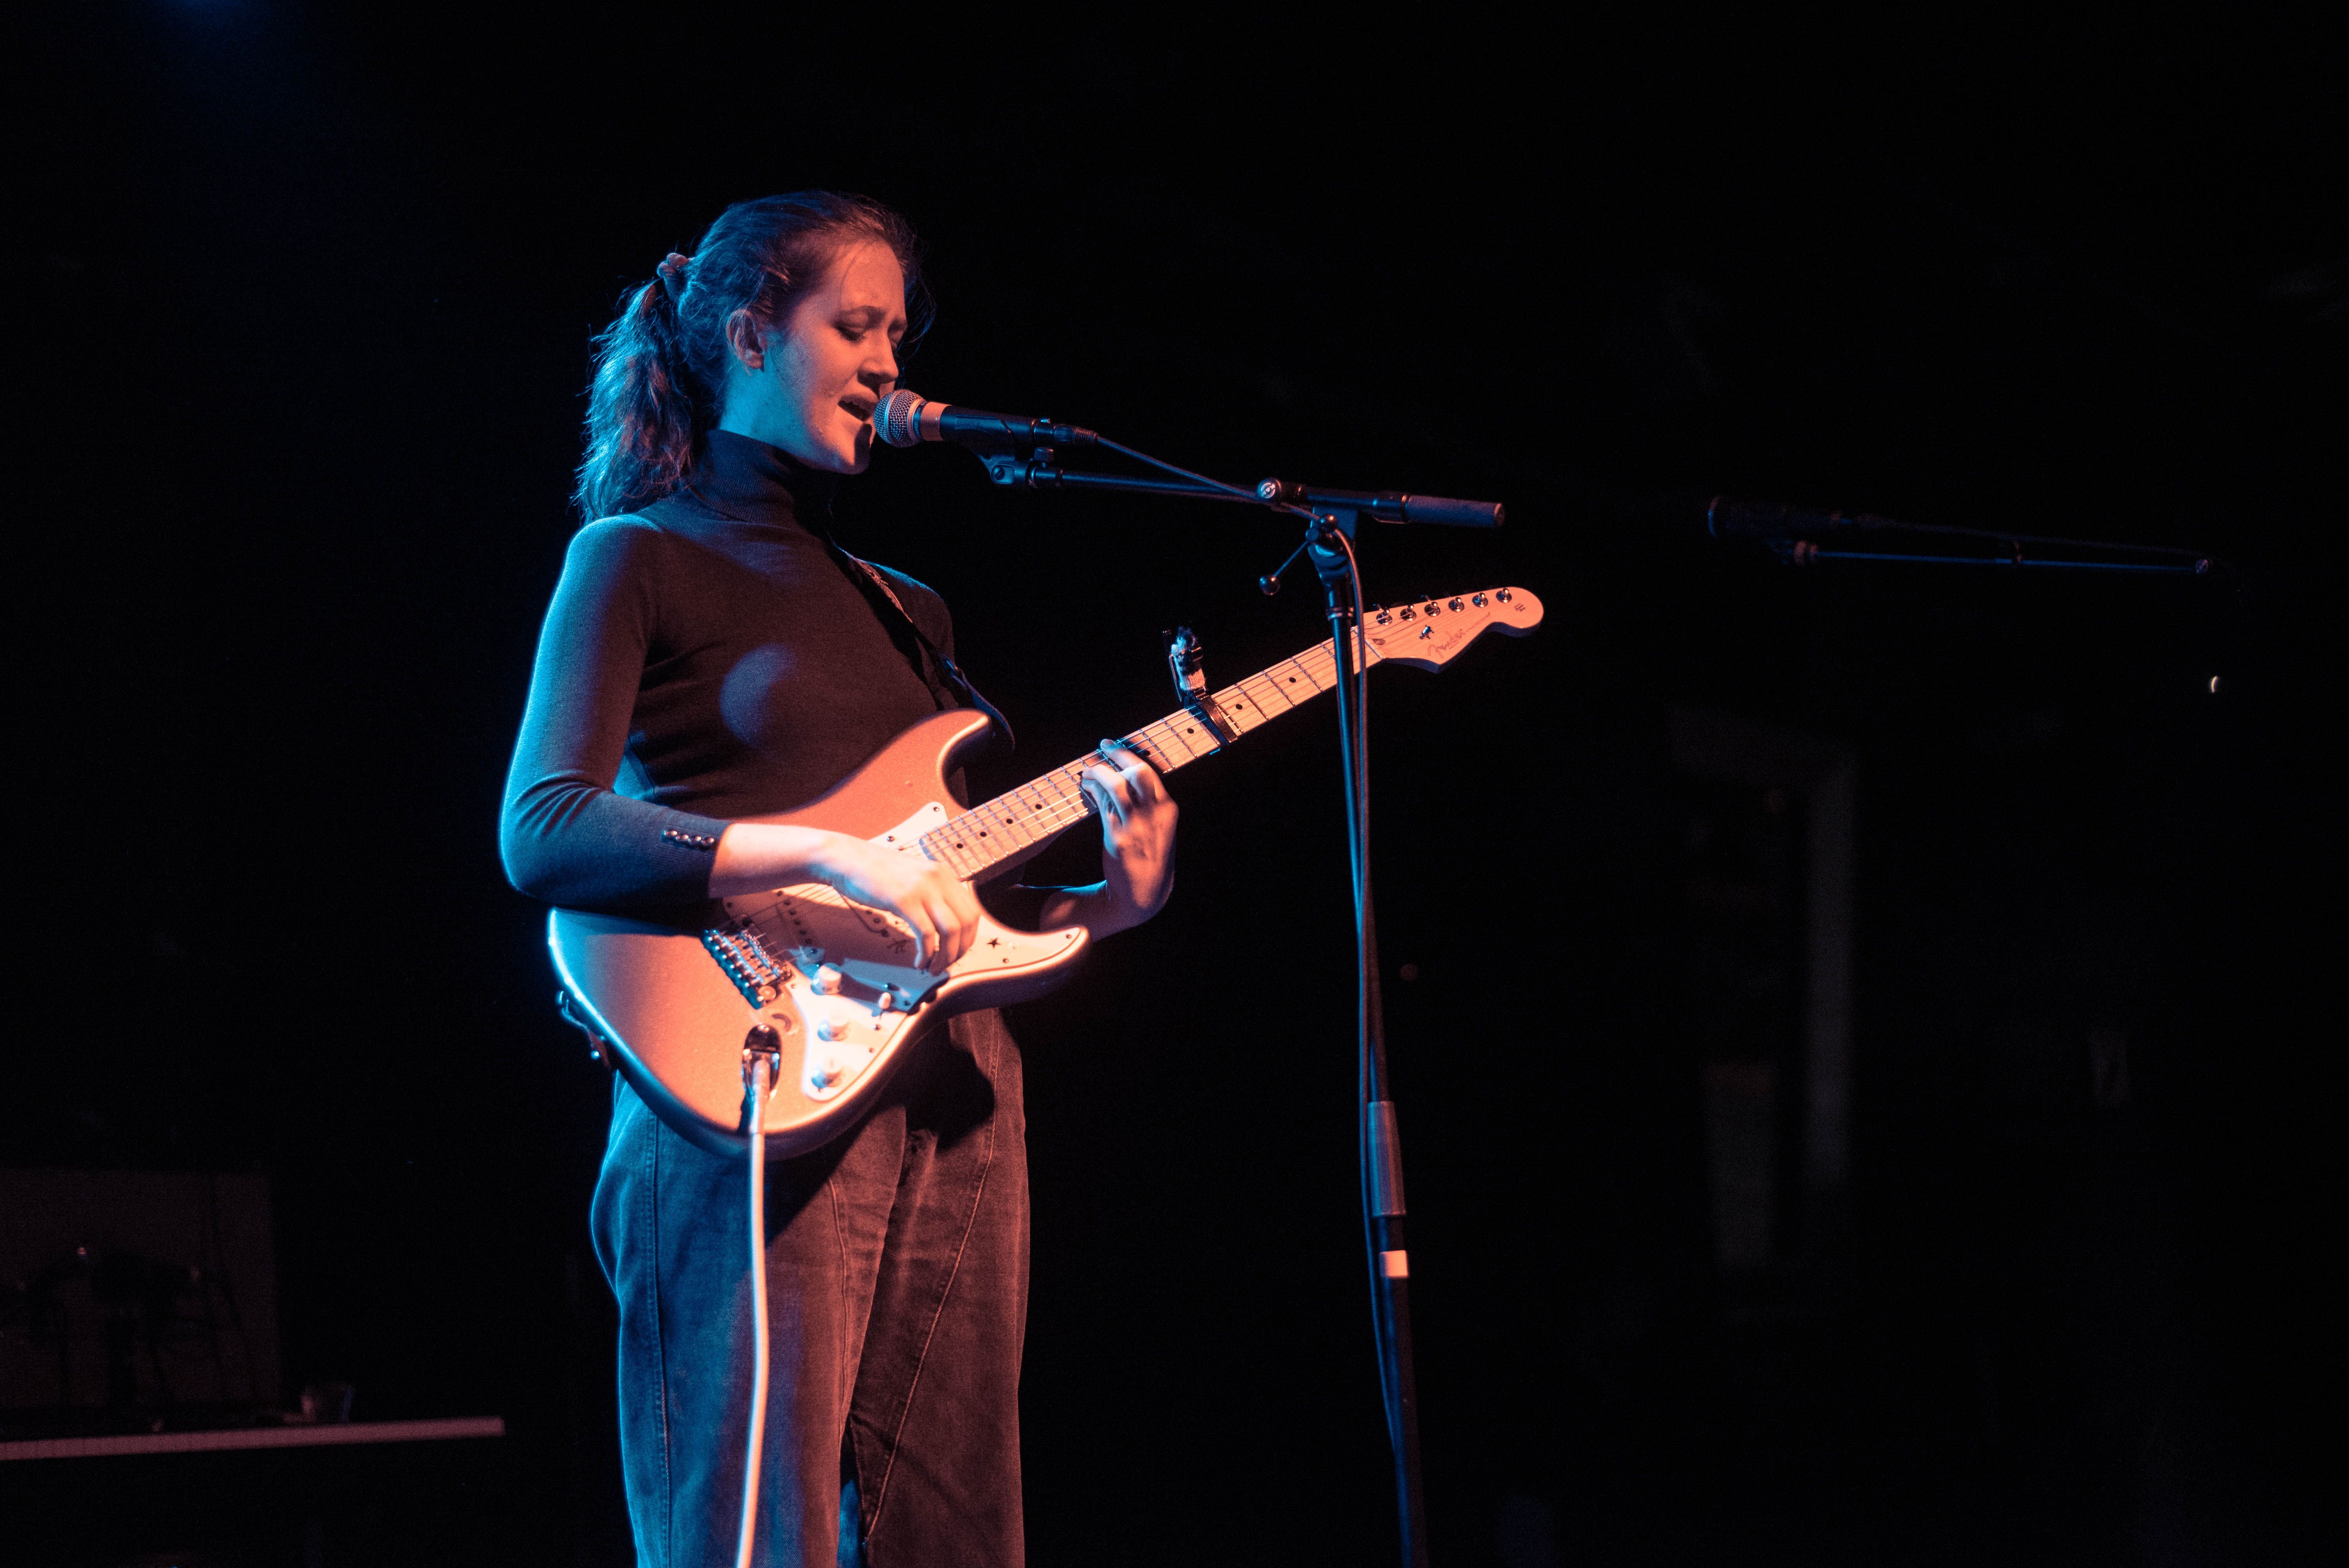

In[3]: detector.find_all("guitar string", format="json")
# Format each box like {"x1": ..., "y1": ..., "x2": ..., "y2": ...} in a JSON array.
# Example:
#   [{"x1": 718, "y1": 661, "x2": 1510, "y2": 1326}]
[
  {"x1": 918, "y1": 638, "x2": 1389, "y2": 880},
  {"x1": 927, "y1": 649, "x2": 1353, "y2": 868},
  {"x1": 921, "y1": 657, "x2": 1342, "y2": 869}
]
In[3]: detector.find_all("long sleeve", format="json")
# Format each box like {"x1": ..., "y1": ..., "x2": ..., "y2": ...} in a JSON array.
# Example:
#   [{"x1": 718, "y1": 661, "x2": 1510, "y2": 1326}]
[{"x1": 500, "y1": 520, "x2": 733, "y2": 912}]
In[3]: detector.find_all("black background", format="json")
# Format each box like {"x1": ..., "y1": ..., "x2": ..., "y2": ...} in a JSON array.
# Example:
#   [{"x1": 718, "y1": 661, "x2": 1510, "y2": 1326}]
[{"x1": 15, "y1": 5, "x2": 2344, "y2": 1564}]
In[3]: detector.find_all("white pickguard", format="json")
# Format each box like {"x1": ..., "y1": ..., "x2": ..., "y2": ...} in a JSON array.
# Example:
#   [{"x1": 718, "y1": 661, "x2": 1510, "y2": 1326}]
[{"x1": 717, "y1": 802, "x2": 1078, "y2": 1101}]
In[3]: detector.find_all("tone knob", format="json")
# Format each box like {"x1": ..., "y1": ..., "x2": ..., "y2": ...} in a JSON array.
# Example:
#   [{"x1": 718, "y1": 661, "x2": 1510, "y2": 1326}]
[
  {"x1": 809, "y1": 1058, "x2": 841, "y2": 1089},
  {"x1": 816, "y1": 1014, "x2": 851, "y2": 1042},
  {"x1": 812, "y1": 964, "x2": 843, "y2": 995}
]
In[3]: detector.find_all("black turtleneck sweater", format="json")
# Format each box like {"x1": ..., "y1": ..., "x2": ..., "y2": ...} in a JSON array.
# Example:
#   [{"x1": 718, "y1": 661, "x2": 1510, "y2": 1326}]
[{"x1": 501, "y1": 431, "x2": 960, "y2": 916}]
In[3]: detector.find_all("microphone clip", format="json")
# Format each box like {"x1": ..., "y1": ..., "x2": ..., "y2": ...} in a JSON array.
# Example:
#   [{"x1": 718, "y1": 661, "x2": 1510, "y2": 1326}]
[{"x1": 981, "y1": 448, "x2": 1063, "y2": 489}]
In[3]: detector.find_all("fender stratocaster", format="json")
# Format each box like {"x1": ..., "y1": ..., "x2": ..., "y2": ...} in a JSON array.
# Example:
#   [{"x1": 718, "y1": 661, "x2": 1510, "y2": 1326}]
[{"x1": 549, "y1": 587, "x2": 1542, "y2": 1158}]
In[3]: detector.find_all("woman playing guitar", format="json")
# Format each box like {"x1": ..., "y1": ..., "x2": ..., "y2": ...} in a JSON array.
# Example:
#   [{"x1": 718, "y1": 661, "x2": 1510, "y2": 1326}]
[{"x1": 501, "y1": 192, "x2": 1176, "y2": 1567}]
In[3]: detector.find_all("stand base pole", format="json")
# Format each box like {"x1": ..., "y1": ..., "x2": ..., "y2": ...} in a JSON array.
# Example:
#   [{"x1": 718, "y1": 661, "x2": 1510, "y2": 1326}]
[{"x1": 1375, "y1": 1218, "x2": 1430, "y2": 1568}]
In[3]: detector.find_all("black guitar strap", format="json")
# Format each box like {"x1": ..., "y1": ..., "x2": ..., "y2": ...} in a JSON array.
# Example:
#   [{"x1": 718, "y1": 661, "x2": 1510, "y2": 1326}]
[{"x1": 826, "y1": 540, "x2": 1018, "y2": 756}]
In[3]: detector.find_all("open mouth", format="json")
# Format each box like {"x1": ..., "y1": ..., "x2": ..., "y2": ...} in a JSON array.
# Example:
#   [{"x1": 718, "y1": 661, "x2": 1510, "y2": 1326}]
[{"x1": 839, "y1": 395, "x2": 876, "y2": 423}]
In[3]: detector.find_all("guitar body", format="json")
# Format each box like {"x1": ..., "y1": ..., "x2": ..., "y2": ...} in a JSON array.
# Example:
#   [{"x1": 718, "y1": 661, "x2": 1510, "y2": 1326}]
[{"x1": 549, "y1": 709, "x2": 1089, "y2": 1160}]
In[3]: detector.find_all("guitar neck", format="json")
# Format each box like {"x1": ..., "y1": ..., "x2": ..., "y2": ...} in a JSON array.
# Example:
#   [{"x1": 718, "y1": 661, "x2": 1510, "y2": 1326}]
[{"x1": 918, "y1": 631, "x2": 1380, "y2": 882}]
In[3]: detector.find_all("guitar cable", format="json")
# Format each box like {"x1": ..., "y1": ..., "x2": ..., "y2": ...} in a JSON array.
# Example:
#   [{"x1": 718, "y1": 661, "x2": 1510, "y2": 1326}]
[{"x1": 737, "y1": 1044, "x2": 777, "y2": 1568}]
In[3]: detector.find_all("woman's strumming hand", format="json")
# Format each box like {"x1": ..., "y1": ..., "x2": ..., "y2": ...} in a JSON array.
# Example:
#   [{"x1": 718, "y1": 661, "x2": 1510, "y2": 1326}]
[
  {"x1": 809, "y1": 836, "x2": 986, "y2": 971},
  {"x1": 709, "y1": 823, "x2": 981, "y2": 972},
  {"x1": 1041, "y1": 741, "x2": 1178, "y2": 941}
]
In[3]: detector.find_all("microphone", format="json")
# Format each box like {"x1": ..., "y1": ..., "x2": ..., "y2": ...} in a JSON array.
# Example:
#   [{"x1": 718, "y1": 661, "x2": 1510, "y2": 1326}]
[
  {"x1": 1256, "y1": 478, "x2": 1504, "y2": 528},
  {"x1": 873, "y1": 390, "x2": 1098, "y2": 450}
]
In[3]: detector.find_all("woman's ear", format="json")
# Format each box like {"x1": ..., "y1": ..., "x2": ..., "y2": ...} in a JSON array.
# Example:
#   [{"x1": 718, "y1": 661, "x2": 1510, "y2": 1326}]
[{"x1": 725, "y1": 309, "x2": 767, "y2": 372}]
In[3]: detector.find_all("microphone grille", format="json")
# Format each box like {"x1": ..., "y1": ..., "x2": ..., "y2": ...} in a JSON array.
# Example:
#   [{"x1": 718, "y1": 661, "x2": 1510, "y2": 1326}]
[{"x1": 874, "y1": 389, "x2": 926, "y2": 449}]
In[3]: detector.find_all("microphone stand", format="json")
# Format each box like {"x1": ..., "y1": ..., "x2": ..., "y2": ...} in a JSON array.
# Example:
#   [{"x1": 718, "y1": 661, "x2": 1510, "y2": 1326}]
[
  {"x1": 960, "y1": 431, "x2": 1483, "y2": 1568},
  {"x1": 1306, "y1": 518, "x2": 1432, "y2": 1568}
]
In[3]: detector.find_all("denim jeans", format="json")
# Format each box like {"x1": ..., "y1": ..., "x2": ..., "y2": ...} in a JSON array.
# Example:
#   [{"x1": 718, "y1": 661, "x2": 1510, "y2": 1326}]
[{"x1": 592, "y1": 1009, "x2": 1028, "y2": 1567}]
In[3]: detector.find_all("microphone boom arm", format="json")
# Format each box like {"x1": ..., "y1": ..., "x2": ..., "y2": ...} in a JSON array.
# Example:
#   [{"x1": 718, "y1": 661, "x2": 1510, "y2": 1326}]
[
  {"x1": 971, "y1": 451, "x2": 1506, "y2": 529},
  {"x1": 975, "y1": 451, "x2": 1259, "y2": 507},
  {"x1": 1707, "y1": 496, "x2": 2218, "y2": 575},
  {"x1": 874, "y1": 387, "x2": 1506, "y2": 528}
]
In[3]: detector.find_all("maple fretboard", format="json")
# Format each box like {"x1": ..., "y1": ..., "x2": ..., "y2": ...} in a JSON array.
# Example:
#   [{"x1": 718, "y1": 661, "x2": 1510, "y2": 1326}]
[{"x1": 918, "y1": 633, "x2": 1372, "y2": 880}]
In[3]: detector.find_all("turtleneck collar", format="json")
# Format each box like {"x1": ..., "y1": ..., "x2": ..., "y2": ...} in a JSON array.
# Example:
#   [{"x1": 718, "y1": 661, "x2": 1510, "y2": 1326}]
[{"x1": 685, "y1": 429, "x2": 841, "y2": 530}]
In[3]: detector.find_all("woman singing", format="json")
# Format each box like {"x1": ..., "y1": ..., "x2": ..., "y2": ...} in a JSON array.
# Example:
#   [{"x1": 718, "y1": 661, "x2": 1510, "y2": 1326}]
[{"x1": 501, "y1": 192, "x2": 1176, "y2": 1567}]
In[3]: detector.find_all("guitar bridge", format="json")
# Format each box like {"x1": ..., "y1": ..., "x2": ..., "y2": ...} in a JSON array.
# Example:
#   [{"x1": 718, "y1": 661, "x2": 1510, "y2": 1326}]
[{"x1": 703, "y1": 921, "x2": 793, "y2": 1006}]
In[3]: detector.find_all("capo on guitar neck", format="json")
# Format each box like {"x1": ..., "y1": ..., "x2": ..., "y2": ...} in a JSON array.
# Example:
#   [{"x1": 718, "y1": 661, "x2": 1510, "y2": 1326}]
[{"x1": 1166, "y1": 626, "x2": 1240, "y2": 749}]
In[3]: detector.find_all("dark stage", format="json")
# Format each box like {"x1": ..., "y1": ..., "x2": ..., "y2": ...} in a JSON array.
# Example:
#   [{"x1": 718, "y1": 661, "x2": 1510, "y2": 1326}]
[{"x1": 11, "y1": 7, "x2": 2343, "y2": 1564}]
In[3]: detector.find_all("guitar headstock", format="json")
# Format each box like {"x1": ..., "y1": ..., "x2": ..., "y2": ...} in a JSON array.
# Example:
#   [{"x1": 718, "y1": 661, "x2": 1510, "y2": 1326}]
[{"x1": 1361, "y1": 587, "x2": 1543, "y2": 671}]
